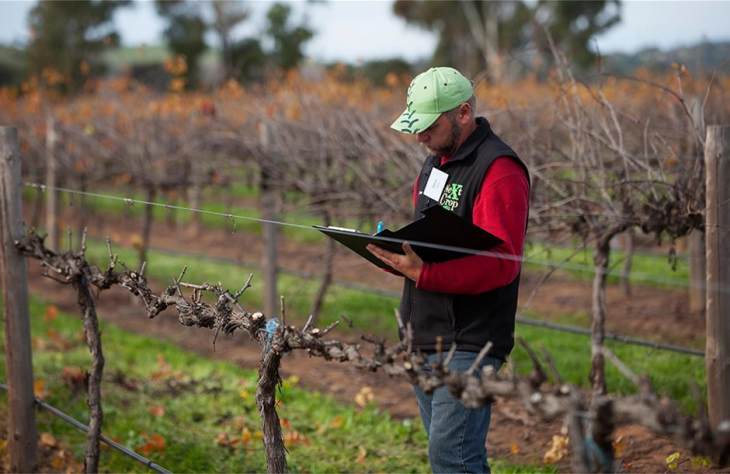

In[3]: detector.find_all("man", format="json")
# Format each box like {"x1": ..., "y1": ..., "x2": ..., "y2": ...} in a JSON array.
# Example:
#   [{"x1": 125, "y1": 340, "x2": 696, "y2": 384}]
[{"x1": 367, "y1": 67, "x2": 530, "y2": 473}]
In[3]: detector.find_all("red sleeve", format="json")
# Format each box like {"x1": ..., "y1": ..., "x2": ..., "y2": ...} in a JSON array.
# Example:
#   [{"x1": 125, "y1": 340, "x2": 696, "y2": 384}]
[
  {"x1": 412, "y1": 175, "x2": 419, "y2": 207},
  {"x1": 416, "y1": 157, "x2": 529, "y2": 294}
]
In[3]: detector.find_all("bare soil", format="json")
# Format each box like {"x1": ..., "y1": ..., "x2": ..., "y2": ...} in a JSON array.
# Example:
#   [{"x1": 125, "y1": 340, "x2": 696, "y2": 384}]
[{"x1": 16, "y1": 207, "x2": 714, "y2": 472}]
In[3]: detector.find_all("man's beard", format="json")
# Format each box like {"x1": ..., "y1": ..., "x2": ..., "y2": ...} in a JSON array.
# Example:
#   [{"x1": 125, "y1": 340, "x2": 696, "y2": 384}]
[{"x1": 426, "y1": 116, "x2": 462, "y2": 156}]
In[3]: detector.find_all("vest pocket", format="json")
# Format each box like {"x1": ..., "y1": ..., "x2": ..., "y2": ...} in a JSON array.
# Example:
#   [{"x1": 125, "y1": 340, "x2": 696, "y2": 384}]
[{"x1": 410, "y1": 289, "x2": 455, "y2": 346}]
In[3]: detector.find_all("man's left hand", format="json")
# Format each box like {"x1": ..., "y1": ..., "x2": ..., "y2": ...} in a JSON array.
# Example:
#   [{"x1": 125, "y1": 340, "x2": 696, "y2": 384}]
[{"x1": 367, "y1": 242, "x2": 423, "y2": 282}]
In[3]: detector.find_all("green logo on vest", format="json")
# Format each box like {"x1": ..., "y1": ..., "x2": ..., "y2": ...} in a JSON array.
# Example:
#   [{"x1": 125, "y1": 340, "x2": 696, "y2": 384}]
[{"x1": 440, "y1": 183, "x2": 463, "y2": 211}]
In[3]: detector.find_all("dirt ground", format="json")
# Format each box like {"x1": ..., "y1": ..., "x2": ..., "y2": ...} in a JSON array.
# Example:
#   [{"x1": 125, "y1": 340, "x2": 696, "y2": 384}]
[{"x1": 15, "y1": 208, "x2": 715, "y2": 472}]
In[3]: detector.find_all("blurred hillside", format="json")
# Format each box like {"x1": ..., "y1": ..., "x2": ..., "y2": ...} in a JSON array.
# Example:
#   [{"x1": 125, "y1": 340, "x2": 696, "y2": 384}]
[{"x1": 603, "y1": 40, "x2": 730, "y2": 75}]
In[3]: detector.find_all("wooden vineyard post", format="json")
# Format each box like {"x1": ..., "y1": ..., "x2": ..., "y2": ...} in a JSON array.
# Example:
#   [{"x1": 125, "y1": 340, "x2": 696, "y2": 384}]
[
  {"x1": 45, "y1": 114, "x2": 59, "y2": 251},
  {"x1": 188, "y1": 156, "x2": 203, "y2": 237},
  {"x1": 259, "y1": 121, "x2": 279, "y2": 317},
  {"x1": 705, "y1": 125, "x2": 730, "y2": 429},
  {"x1": 0, "y1": 127, "x2": 38, "y2": 471},
  {"x1": 689, "y1": 229, "x2": 706, "y2": 317},
  {"x1": 688, "y1": 98, "x2": 706, "y2": 318}
]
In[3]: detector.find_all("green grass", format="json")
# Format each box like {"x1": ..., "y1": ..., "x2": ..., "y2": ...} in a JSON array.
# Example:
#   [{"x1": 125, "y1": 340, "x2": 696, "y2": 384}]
[
  {"x1": 524, "y1": 241, "x2": 688, "y2": 289},
  {"x1": 511, "y1": 324, "x2": 706, "y2": 414},
  {"x1": 0, "y1": 298, "x2": 552, "y2": 472},
  {"x1": 84, "y1": 238, "x2": 398, "y2": 337},
  {"x1": 79, "y1": 238, "x2": 706, "y2": 414}
]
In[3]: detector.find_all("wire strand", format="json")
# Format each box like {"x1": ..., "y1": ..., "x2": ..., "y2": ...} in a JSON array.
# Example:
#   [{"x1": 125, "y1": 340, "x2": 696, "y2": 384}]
[
  {"x1": 136, "y1": 242, "x2": 704, "y2": 357},
  {"x1": 0, "y1": 382, "x2": 171, "y2": 474},
  {"x1": 25, "y1": 182, "x2": 730, "y2": 294}
]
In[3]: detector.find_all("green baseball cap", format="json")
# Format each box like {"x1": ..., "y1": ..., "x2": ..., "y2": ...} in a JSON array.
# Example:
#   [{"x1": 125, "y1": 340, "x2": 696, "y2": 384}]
[{"x1": 391, "y1": 67, "x2": 474, "y2": 134}]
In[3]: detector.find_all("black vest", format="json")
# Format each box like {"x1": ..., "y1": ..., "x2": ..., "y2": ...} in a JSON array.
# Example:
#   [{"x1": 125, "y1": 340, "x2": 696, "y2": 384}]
[{"x1": 399, "y1": 117, "x2": 529, "y2": 361}]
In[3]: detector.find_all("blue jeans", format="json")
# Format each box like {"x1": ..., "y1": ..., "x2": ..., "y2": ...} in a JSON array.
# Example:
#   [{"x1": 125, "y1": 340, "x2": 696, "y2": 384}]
[{"x1": 413, "y1": 351, "x2": 502, "y2": 474}]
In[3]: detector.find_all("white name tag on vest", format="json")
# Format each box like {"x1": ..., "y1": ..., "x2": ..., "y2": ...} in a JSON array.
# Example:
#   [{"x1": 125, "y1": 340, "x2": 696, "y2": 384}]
[{"x1": 423, "y1": 168, "x2": 449, "y2": 201}]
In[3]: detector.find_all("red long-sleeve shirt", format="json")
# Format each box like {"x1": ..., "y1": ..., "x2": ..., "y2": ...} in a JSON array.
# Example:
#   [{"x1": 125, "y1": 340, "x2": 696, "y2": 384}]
[{"x1": 414, "y1": 156, "x2": 529, "y2": 294}]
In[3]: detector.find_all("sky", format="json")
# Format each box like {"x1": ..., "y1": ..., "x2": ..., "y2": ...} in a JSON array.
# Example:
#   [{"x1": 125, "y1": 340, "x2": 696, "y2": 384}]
[{"x1": 1, "y1": 0, "x2": 730, "y2": 62}]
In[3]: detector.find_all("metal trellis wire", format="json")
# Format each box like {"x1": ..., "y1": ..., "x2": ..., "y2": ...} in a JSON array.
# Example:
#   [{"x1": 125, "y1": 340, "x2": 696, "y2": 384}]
[
  {"x1": 0, "y1": 382, "x2": 172, "y2": 474},
  {"x1": 135, "y1": 242, "x2": 704, "y2": 358},
  {"x1": 25, "y1": 181, "x2": 726, "y2": 294}
]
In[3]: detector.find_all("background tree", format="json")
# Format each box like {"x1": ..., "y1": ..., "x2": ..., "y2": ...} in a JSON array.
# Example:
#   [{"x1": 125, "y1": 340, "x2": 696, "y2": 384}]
[
  {"x1": 155, "y1": 0, "x2": 207, "y2": 88},
  {"x1": 534, "y1": 0, "x2": 622, "y2": 69},
  {"x1": 393, "y1": 0, "x2": 621, "y2": 79},
  {"x1": 0, "y1": 45, "x2": 27, "y2": 87},
  {"x1": 210, "y1": 0, "x2": 250, "y2": 81},
  {"x1": 265, "y1": 3, "x2": 314, "y2": 71},
  {"x1": 26, "y1": 0, "x2": 130, "y2": 92},
  {"x1": 229, "y1": 38, "x2": 267, "y2": 82},
  {"x1": 392, "y1": 0, "x2": 531, "y2": 79},
  {"x1": 359, "y1": 58, "x2": 413, "y2": 86}
]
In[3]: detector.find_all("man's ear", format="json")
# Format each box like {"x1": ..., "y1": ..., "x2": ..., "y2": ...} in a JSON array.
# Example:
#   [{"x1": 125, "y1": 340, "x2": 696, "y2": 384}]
[{"x1": 458, "y1": 102, "x2": 473, "y2": 125}]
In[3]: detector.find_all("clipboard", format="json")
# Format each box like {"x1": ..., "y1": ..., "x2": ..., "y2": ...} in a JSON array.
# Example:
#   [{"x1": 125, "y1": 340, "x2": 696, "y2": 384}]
[{"x1": 314, "y1": 205, "x2": 503, "y2": 274}]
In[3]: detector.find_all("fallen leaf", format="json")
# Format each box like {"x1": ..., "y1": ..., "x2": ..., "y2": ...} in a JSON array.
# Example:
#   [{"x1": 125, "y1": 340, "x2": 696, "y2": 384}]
[
  {"x1": 354, "y1": 386, "x2": 374, "y2": 407},
  {"x1": 150, "y1": 433, "x2": 166, "y2": 448},
  {"x1": 232, "y1": 416, "x2": 246, "y2": 430},
  {"x1": 50, "y1": 449, "x2": 70, "y2": 470},
  {"x1": 148, "y1": 405, "x2": 165, "y2": 417},
  {"x1": 283, "y1": 430, "x2": 308, "y2": 446},
  {"x1": 666, "y1": 452, "x2": 681, "y2": 470},
  {"x1": 61, "y1": 367, "x2": 86, "y2": 390},
  {"x1": 46, "y1": 329, "x2": 73, "y2": 351},
  {"x1": 612, "y1": 435, "x2": 625, "y2": 457},
  {"x1": 241, "y1": 428, "x2": 252, "y2": 445},
  {"x1": 34, "y1": 379, "x2": 47, "y2": 399},
  {"x1": 356, "y1": 446, "x2": 367, "y2": 464},
  {"x1": 151, "y1": 354, "x2": 172, "y2": 381},
  {"x1": 280, "y1": 418, "x2": 291, "y2": 430},
  {"x1": 510, "y1": 442, "x2": 520, "y2": 455},
  {"x1": 690, "y1": 456, "x2": 712, "y2": 469},
  {"x1": 130, "y1": 233, "x2": 143, "y2": 250},
  {"x1": 329, "y1": 416, "x2": 344, "y2": 429},
  {"x1": 543, "y1": 435, "x2": 569, "y2": 464},
  {"x1": 239, "y1": 389, "x2": 250, "y2": 400},
  {"x1": 45, "y1": 305, "x2": 58, "y2": 321},
  {"x1": 32, "y1": 336, "x2": 48, "y2": 350},
  {"x1": 215, "y1": 432, "x2": 231, "y2": 447},
  {"x1": 40, "y1": 432, "x2": 57, "y2": 448},
  {"x1": 137, "y1": 433, "x2": 166, "y2": 455}
]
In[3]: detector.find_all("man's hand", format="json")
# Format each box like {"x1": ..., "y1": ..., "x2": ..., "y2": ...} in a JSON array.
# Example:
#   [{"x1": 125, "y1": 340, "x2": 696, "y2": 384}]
[{"x1": 367, "y1": 242, "x2": 423, "y2": 282}]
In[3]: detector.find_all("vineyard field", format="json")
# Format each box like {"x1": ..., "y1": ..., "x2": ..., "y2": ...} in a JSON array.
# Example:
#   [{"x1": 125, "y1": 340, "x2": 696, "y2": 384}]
[
  {"x1": 74, "y1": 235, "x2": 705, "y2": 412},
  {"x1": 0, "y1": 296, "x2": 560, "y2": 473}
]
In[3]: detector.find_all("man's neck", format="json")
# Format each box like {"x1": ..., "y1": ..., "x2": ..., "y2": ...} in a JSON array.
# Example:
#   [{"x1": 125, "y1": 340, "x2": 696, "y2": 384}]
[
  {"x1": 447, "y1": 119, "x2": 478, "y2": 157},
  {"x1": 439, "y1": 119, "x2": 478, "y2": 165},
  {"x1": 457, "y1": 119, "x2": 478, "y2": 148}
]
